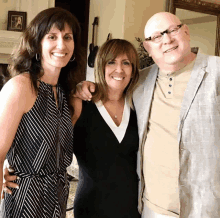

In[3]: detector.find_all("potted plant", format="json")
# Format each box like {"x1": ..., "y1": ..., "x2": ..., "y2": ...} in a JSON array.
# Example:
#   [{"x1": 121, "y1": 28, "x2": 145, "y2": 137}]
[{"x1": 135, "y1": 37, "x2": 154, "y2": 69}]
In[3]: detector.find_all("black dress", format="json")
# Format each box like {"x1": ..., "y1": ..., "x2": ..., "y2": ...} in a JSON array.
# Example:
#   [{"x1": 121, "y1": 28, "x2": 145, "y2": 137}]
[
  {"x1": 73, "y1": 101, "x2": 140, "y2": 218},
  {"x1": 1, "y1": 81, "x2": 74, "y2": 218}
]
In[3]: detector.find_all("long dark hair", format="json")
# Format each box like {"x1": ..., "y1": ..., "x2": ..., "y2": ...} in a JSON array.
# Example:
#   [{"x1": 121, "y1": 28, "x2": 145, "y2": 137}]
[{"x1": 8, "y1": 7, "x2": 86, "y2": 115}]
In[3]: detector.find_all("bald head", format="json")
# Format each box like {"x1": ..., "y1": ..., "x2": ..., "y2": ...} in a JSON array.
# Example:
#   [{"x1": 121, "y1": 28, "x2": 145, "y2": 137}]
[
  {"x1": 143, "y1": 12, "x2": 195, "y2": 72},
  {"x1": 144, "y1": 12, "x2": 182, "y2": 38}
]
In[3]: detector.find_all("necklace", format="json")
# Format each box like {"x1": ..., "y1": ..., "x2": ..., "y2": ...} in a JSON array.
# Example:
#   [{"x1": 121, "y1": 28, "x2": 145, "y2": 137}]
[{"x1": 104, "y1": 96, "x2": 125, "y2": 121}]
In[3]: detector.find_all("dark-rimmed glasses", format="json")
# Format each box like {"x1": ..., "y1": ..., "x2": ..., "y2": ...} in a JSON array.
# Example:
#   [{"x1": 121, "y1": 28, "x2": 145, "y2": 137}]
[{"x1": 145, "y1": 24, "x2": 184, "y2": 43}]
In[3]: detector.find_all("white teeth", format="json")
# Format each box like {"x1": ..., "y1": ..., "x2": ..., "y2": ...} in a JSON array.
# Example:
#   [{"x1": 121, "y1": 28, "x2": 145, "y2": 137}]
[
  {"x1": 165, "y1": 47, "x2": 177, "y2": 53},
  {"x1": 53, "y1": 53, "x2": 65, "y2": 57},
  {"x1": 113, "y1": 77, "x2": 123, "y2": 81}
]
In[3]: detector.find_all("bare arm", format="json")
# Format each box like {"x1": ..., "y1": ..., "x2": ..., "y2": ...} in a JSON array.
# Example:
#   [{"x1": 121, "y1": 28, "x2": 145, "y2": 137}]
[
  {"x1": 0, "y1": 75, "x2": 30, "y2": 195},
  {"x1": 71, "y1": 97, "x2": 83, "y2": 126},
  {"x1": 73, "y1": 81, "x2": 96, "y2": 101}
]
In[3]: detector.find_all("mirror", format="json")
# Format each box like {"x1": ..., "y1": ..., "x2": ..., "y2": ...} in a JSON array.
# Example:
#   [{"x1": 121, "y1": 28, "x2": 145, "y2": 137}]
[
  {"x1": 166, "y1": 0, "x2": 220, "y2": 56},
  {"x1": 177, "y1": 9, "x2": 216, "y2": 55}
]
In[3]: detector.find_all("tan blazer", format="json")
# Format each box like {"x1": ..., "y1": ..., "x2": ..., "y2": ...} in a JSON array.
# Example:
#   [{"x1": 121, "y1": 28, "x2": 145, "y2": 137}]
[{"x1": 133, "y1": 51, "x2": 220, "y2": 217}]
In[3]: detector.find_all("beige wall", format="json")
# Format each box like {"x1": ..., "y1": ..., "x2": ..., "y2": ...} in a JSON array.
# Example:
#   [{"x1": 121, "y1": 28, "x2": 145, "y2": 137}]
[
  {"x1": 88, "y1": 0, "x2": 166, "y2": 49},
  {"x1": 124, "y1": 0, "x2": 165, "y2": 48},
  {"x1": 0, "y1": 0, "x2": 22, "y2": 30},
  {"x1": 188, "y1": 22, "x2": 216, "y2": 56},
  {"x1": 88, "y1": 0, "x2": 126, "y2": 47},
  {"x1": 86, "y1": 0, "x2": 165, "y2": 80},
  {"x1": 176, "y1": 9, "x2": 217, "y2": 56},
  {"x1": 88, "y1": 0, "x2": 217, "y2": 55},
  {"x1": 0, "y1": 0, "x2": 55, "y2": 30},
  {"x1": 87, "y1": 0, "x2": 127, "y2": 81}
]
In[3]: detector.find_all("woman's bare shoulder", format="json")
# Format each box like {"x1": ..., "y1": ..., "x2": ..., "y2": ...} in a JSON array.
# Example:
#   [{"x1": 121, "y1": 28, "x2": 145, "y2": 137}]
[
  {"x1": 0, "y1": 73, "x2": 36, "y2": 112},
  {"x1": 3, "y1": 73, "x2": 32, "y2": 92}
]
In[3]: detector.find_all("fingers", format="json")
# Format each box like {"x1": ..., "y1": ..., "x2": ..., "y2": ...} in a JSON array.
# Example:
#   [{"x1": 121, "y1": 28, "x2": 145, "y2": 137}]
[
  {"x1": 73, "y1": 81, "x2": 95, "y2": 101},
  {"x1": 2, "y1": 183, "x2": 13, "y2": 195},
  {"x1": 2, "y1": 176, "x2": 19, "y2": 198},
  {"x1": 3, "y1": 181, "x2": 19, "y2": 190},
  {"x1": 3, "y1": 167, "x2": 14, "y2": 181},
  {"x1": 89, "y1": 83, "x2": 95, "y2": 93},
  {"x1": 4, "y1": 169, "x2": 19, "y2": 187},
  {"x1": 4, "y1": 174, "x2": 18, "y2": 182},
  {"x1": 2, "y1": 166, "x2": 20, "y2": 197}
]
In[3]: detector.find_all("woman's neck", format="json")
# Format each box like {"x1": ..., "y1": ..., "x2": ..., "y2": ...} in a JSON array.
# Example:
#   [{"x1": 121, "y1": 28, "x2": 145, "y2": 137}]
[
  {"x1": 40, "y1": 68, "x2": 61, "y2": 86},
  {"x1": 107, "y1": 90, "x2": 125, "y2": 102}
]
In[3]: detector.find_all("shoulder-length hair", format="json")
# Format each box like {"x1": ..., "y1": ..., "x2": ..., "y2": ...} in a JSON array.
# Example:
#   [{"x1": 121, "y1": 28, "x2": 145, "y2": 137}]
[
  {"x1": 8, "y1": 7, "x2": 86, "y2": 115},
  {"x1": 92, "y1": 39, "x2": 139, "y2": 107}
]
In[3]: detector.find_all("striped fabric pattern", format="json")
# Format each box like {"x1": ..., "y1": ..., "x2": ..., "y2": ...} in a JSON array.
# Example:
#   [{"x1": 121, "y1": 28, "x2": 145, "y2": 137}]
[{"x1": 2, "y1": 80, "x2": 74, "y2": 218}]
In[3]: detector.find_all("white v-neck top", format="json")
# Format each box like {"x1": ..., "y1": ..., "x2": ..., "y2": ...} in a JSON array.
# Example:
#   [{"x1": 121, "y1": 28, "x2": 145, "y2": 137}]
[{"x1": 95, "y1": 98, "x2": 130, "y2": 143}]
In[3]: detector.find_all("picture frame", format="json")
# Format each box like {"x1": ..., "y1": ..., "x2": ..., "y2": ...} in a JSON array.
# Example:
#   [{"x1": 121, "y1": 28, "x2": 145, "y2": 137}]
[{"x1": 7, "y1": 11, "x2": 27, "y2": 32}]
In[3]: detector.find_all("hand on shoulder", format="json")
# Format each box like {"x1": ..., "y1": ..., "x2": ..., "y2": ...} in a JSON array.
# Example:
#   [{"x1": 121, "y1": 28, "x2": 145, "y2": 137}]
[{"x1": 73, "y1": 80, "x2": 96, "y2": 101}]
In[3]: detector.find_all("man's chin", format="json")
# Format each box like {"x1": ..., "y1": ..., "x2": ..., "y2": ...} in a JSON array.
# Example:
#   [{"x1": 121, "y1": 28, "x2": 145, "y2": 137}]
[{"x1": 164, "y1": 55, "x2": 183, "y2": 66}]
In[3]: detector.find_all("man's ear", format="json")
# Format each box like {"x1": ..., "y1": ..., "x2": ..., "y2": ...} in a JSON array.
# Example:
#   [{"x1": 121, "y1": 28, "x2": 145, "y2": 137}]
[
  {"x1": 184, "y1": 24, "x2": 190, "y2": 37},
  {"x1": 143, "y1": 41, "x2": 152, "y2": 57}
]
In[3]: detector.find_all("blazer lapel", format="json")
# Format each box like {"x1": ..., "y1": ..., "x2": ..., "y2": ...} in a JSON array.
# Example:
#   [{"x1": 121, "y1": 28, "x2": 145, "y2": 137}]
[{"x1": 178, "y1": 52, "x2": 208, "y2": 142}]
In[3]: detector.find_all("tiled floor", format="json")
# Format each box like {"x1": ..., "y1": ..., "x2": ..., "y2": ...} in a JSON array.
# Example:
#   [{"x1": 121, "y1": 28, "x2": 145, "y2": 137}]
[{"x1": 66, "y1": 180, "x2": 78, "y2": 218}]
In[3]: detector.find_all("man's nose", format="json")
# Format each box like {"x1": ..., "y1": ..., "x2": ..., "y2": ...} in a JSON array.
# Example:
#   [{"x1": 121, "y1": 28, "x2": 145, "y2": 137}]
[{"x1": 162, "y1": 33, "x2": 173, "y2": 44}]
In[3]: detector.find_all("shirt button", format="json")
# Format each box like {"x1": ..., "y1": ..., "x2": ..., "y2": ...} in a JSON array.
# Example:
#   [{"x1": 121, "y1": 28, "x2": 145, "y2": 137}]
[
  {"x1": 169, "y1": 78, "x2": 172, "y2": 81},
  {"x1": 168, "y1": 91, "x2": 171, "y2": 94},
  {"x1": 169, "y1": 84, "x2": 172, "y2": 87}
]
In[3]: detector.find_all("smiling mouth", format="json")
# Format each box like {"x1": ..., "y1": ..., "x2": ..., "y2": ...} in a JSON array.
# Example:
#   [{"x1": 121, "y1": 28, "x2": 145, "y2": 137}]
[
  {"x1": 164, "y1": 46, "x2": 178, "y2": 53},
  {"x1": 112, "y1": 76, "x2": 124, "y2": 81},
  {"x1": 52, "y1": 53, "x2": 66, "y2": 57}
]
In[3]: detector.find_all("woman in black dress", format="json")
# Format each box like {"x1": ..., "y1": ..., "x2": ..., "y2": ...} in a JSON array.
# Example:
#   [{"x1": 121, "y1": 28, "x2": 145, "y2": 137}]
[{"x1": 71, "y1": 39, "x2": 140, "y2": 218}]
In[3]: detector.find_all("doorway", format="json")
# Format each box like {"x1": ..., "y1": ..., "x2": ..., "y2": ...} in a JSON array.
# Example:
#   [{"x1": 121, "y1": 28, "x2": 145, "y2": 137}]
[{"x1": 55, "y1": 0, "x2": 90, "y2": 58}]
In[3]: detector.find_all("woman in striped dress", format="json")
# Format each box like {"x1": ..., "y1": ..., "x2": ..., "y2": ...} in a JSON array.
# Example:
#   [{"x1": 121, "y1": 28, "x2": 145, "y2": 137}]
[{"x1": 0, "y1": 7, "x2": 85, "y2": 218}]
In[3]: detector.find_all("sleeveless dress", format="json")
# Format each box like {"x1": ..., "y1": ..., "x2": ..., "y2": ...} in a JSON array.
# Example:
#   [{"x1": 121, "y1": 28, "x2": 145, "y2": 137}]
[
  {"x1": 73, "y1": 101, "x2": 140, "y2": 218},
  {"x1": 1, "y1": 80, "x2": 74, "y2": 218}
]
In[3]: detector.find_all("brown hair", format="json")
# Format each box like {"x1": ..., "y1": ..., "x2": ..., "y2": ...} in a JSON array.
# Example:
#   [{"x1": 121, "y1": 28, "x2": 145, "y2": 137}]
[
  {"x1": 8, "y1": 7, "x2": 86, "y2": 115},
  {"x1": 92, "y1": 39, "x2": 139, "y2": 106}
]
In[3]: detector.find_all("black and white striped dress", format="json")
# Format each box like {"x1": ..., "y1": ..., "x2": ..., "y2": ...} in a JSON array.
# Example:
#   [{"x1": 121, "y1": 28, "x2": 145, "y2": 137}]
[{"x1": 2, "y1": 80, "x2": 74, "y2": 218}]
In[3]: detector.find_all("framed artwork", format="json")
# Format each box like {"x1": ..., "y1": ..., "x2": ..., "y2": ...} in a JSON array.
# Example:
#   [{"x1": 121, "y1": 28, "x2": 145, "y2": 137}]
[
  {"x1": 7, "y1": 11, "x2": 27, "y2": 32},
  {"x1": 166, "y1": 0, "x2": 220, "y2": 56}
]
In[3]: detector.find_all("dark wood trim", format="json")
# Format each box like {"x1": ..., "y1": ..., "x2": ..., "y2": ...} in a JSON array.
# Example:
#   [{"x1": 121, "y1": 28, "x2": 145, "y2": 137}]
[
  {"x1": 215, "y1": 15, "x2": 220, "y2": 56},
  {"x1": 55, "y1": 0, "x2": 90, "y2": 57}
]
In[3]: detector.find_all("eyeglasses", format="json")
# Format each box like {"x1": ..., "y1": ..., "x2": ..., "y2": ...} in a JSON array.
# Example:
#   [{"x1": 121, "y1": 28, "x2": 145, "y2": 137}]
[{"x1": 145, "y1": 24, "x2": 184, "y2": 43}]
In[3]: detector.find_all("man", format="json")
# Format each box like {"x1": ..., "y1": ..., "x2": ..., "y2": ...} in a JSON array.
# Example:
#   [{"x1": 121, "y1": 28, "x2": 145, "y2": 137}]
[
  {"x1": 3, "y1": 12, "x2": 220, "y2": 218},
  {"x1": 132, "y1": 12, "x2": 220, "y2": 218}
]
